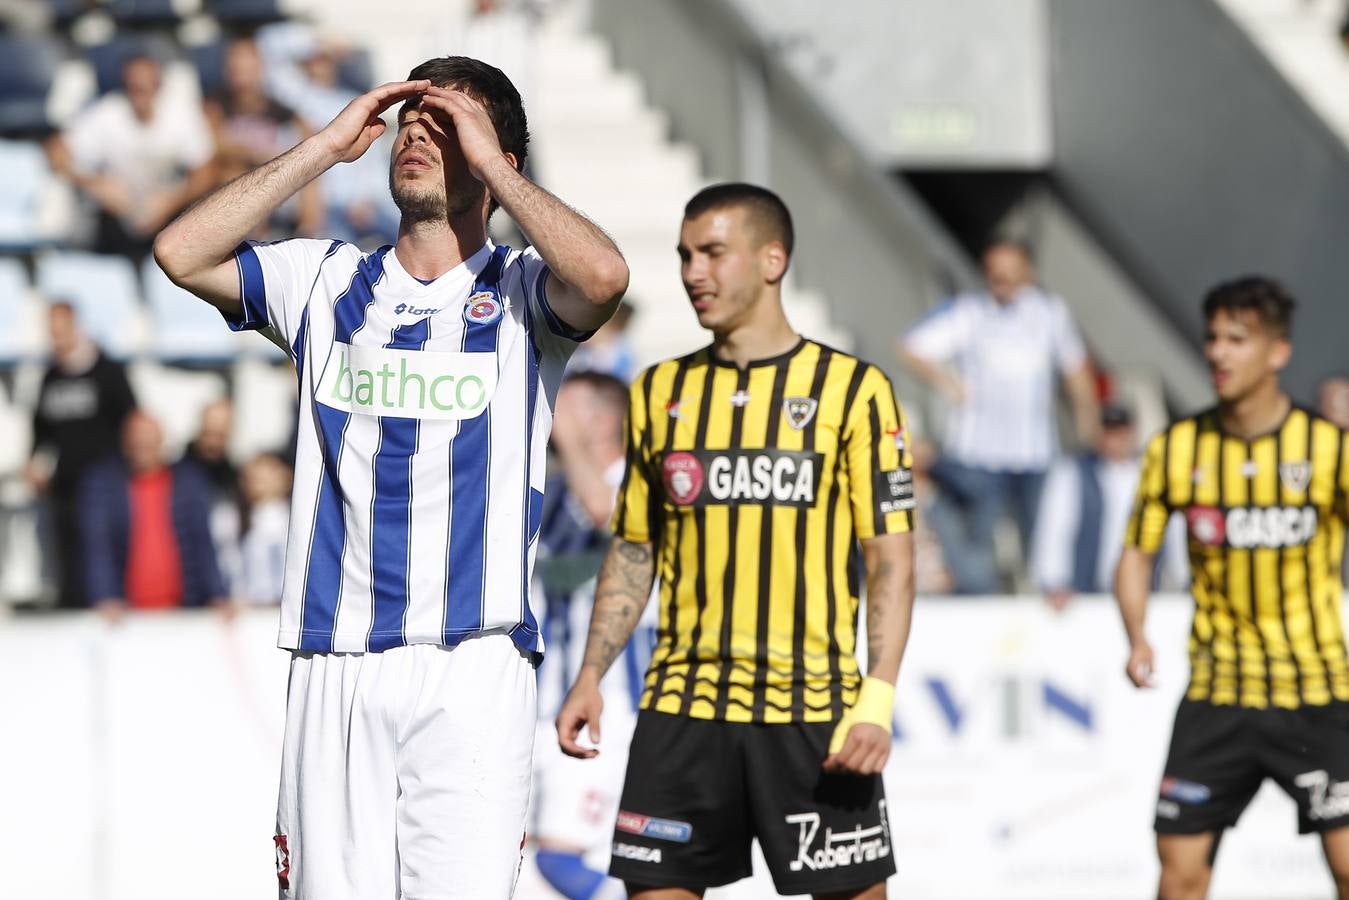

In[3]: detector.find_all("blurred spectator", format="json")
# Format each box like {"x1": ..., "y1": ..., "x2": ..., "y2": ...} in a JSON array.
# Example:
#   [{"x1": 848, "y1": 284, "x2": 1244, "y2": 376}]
[
  {"x1": 1031, "y1": 403, "x2": 1186, "y2": 610},
  {"x1": 900, "y1": 239, "x2": 1100, "y2": 594},
  {"x1": 1318, "y1": 375, "x2": 1349, "y2": 428},
  {"x1": 204, "y1": 36, "x2": 322, "y2": 239},
  {"x1": 184, "y1": 398, "x2": 242, "y2": 594},
  {"x1": 450, "y1": 0, "x2": 536, "y2": 103},
  {"x1": 237, "y1": 453, "x2": 291, "y2": 606},
  {"x1": 47, "y1": 51, "x2": 214, "y2": 261},
  {"x1": 78, "y1": 410, "x2": 227, "y2": 619},
  {"x1": 257, "y1": 24, "x2": 398, "y2": 245},
  {"x1": 907, "y1": 436, "x2": 954, "y2": 596},
  {"x1": 533, "y1": 371, "x2": 649, "y2": 900},
  {"x1": 25, "y1": 302, "x2": 136, "y2": 609},
  {"x1": 565, "y1": 300, "x2": 636, "y2": 382}
]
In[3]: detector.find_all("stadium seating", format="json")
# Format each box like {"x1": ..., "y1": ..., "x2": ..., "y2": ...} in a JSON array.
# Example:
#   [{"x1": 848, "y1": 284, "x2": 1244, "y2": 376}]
[
  {"x1": 0, "y1": 258, "x2": 43, "y2": 364},
  {"x1": 203, "y1": 0, "x2": 284, "y2": 26},
  {"x1": 230, "y1": 357, "x2": 297, "y2": 460},
  {"x1": 86, "y1": 33, "x2": 178, "y2": 97},
  {"x1": 0, "y1": 34, "x2": 63, "y2": 135},
  {"x1": 185, "y1": 39, "x2": 226, "y2": 98},
  {"x1": 0, "y1": 141, "x2": 63, "y2": 252},
  {"x1": 34, "y1": 251, "x2": 145, "y2": 359},
  {"x1": 141, "y1": 257, "x2": 252, "y2": 364},
  {"x1": 127, "y1": 361, "x2": 229, "y2": 456},
  {"x1": 105, "y1": 0, "x2": 191, "y2": 27}
]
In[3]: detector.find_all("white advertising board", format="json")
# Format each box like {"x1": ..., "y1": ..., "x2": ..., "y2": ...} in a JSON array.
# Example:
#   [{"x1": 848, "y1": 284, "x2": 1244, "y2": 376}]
[{"x1": 0, "y1": 599, "x2": 1336, "y2": 899}]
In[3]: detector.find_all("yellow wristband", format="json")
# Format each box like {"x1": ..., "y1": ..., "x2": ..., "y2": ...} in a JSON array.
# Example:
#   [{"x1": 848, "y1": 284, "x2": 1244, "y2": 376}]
[{"x1": 828, "y1": 676, "x2": 896, "y2": 754}]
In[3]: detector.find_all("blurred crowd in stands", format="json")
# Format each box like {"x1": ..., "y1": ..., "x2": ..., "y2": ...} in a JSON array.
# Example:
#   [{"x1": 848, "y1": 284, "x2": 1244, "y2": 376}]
[{"x1": 0, "y1": 0, "x2": 1346, "y2": 619}]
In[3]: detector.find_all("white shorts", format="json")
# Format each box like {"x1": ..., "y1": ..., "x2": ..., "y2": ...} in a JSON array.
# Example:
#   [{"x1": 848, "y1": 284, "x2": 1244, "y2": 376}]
[{"x1": 275, "y1": 635, "x2": 537, "y2": 899}]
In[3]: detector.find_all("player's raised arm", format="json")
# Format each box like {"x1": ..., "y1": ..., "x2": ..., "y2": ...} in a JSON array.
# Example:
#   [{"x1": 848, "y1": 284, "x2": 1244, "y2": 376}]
[
  {"x1": 556, "y1": 536, "x2": 655, "y2": 759},
  {"x1": 154, "y1": 80, "x2": 431, "y2": 315},
  {"x1": 416, "y1": 86, "x2": 628, "y2": 333}
]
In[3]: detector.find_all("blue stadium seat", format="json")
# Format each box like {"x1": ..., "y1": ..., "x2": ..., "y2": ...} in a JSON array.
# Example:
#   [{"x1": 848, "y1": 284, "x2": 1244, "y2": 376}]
[
  {"x1": 0, "y1": 141, "x2": 59, "y2": 251},
  {"x1": 185, "y1": 39, "x2": 226, "y2": 98},
  {"x1": 0, "y1": 258, "x2": 36, "y2": 364},
  {"x1": 0, "y1": 34, "x2": 62, "y2": 135},
  {"x1": 204, "y1": 0, "x2": 282, "y2": 25},
  {"x1": 85, "y1": 33, "x2": 176, "y2": 96},
  {"x1": 35, "y1": 252, "x2": 143, "y2": 359},
  {"x1": 106, "y1": 0, "x2": 187, "y2": 27},
  {"x1": 42, "y1": 0, "x2": 88, "y2": 26},
  {"x1": 141, "y1": 257, "x2": 242, "y2": 363}
]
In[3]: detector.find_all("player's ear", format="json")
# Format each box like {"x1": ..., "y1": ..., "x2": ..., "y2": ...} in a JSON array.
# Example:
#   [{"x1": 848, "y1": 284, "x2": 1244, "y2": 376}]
[
  {"x1": 502, "y1": 151, "x2": 520, "y2": 173},
  {"x1": 759, "y1": 240, "x2": 788, "y2": 285},
  {"x1": 1269, "y1": 336, "x2": 1292, "y2": 372}
]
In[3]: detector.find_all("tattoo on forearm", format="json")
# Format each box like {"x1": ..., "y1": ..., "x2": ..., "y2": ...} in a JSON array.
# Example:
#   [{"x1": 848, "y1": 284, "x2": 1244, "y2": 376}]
[{"x1": 583, "y1": 539, "x2": 654, "y2": 675}]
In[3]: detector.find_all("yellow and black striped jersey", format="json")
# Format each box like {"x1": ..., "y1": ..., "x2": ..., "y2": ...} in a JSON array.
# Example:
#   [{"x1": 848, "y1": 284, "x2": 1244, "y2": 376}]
[
  {"x1": 612, "y1": 339, "x2": 914, "y2": 724},
  {"x1": 1126, "y1": 406, "x2": 1349, "y2": 708}
]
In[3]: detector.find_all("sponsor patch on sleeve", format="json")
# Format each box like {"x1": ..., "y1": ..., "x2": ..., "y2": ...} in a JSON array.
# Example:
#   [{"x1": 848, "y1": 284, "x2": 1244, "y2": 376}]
[{"x1": 874, "y1": 468, "x2": 915, "y2": 515}]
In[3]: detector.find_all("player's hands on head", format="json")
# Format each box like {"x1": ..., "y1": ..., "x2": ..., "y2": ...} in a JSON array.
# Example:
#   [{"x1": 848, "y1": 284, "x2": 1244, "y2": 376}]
[
  {"x1": 318, "y1": 80, "x2": 432, "y2": 164},
  {"x1": 556, "y1": 674, "x2": 604, "y2": 760},
  {"x1": 823, "y1": 722, "x2": 891, "y2": 776},
  {"x1": 416, "y1": 87, "x2": 511, "y2": 182},
  {"x1": 1126, "y1": 640, "x2": 1155, "y2": 688}
]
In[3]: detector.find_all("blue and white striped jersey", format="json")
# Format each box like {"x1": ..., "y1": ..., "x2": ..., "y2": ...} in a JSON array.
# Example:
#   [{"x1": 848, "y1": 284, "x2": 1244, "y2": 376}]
[{"x1": 223, "y1": 238, "x2": 589, "y2": 655}]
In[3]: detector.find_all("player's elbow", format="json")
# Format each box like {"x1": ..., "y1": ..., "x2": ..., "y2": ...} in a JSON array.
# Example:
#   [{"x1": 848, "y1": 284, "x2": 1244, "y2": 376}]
[
  {"x1": 583, "y1": 254, "x2": 629, "y2": 307},
  {"x1": 152, "y1": 230, "x2": 191, "y2": 286}
]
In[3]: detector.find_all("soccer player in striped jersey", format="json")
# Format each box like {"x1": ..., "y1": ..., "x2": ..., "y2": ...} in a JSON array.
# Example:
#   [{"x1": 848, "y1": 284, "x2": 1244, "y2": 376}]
[
  {"x1": 557, "y1": 184, "x2": 917, "y2": 899},
  {"x1": 1116, "y1": 278, "x2": 1349, "y2": 900},
  {"x1": 154, "y1": 57, "x2": 628, "y2": 898}
]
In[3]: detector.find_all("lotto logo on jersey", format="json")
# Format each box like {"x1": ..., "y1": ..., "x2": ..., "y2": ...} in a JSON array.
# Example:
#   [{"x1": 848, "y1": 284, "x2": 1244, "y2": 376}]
[
  {"x1": 317, "y1": 343, "x2": 498, "y2": 420},
  {"x1": 1189, "y1": 505, "x2": 1318, "y2": 549},
  {"x1": 662, "y1": 449, "x2": 823, "y2": 508},
  {"x1": 616, "y1": 810, "x2": 693, "y2": 843}
]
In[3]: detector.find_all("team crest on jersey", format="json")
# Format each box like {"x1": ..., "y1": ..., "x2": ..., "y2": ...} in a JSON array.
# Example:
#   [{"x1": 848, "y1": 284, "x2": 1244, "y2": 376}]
[
  {"x1": 783, "y1": 396, "x2": 818, "y2": 431},
  {"x1": 1279, "y1": 461, "x2": 1312, "y2": 493},
  {"x1": 464, "y1": 291, "x2": 502, "y2": 325},
  {"x1": 1187, "y1": 506, "x2": 1225, "y2": 546},
  {"x1": 663, "y1": 451, "x2": 705, "y2": 506}
]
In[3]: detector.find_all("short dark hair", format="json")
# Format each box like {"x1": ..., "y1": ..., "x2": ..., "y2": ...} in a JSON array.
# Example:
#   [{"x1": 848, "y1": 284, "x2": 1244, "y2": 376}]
[
  {"x1": 684, "y1": 183, "x2": 794, "y2": 258},
  {"x1": 1202, "y1": 276, "x2": 1296, "y2": 338},
  {"x1": 563, "y1": 370, "x2": 628, "y2": 413},
  {"x1": 981, "y1": 237, "x2": 1035, "y2": 264},
  {"x1": 403, "y1": 56, "x2": 529, "y2": 172}
]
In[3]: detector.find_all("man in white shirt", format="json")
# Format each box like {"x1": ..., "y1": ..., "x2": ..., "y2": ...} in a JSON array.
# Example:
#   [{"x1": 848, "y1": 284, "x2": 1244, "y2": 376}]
[
  {"x1": 154, "y1": 56, "x2": 628, "y2": 898},
  {"x1": 900, "y1": 239, "x2": 1099, "y2": 593},
  {"x1": 49, "y1": 52, "x2": 214, "y2": 261},
  {"x1": 1032, "y1": 403, "x2": 1186, "y2": 609}
]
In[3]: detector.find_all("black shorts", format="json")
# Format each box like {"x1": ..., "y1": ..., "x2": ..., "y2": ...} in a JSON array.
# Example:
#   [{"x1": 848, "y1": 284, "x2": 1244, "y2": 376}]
[
  {"x1": 1155, "y1": 699, "x2": 1349, "y2": 835},
  {"x1": 608, "y1": 710, "x2": 895, "y2": 896}
]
